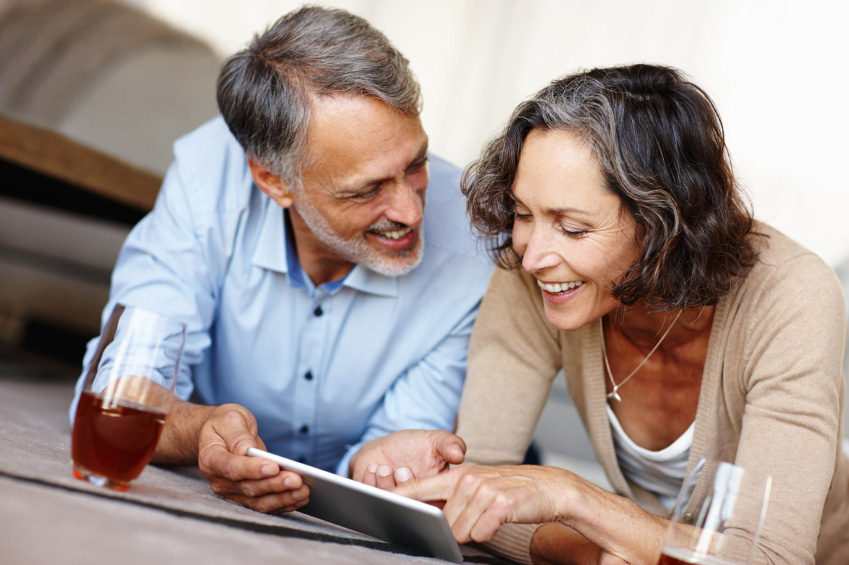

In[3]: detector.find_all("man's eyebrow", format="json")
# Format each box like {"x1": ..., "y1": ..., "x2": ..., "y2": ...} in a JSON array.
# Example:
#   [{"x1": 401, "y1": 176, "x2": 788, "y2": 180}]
[{"x1": 340, "y1": 139, "x2": 429, "y2": 195}]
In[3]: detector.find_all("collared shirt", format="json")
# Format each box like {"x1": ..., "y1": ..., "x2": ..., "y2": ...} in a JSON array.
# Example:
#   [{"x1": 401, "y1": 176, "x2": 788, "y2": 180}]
[{"x1": 71, "y1": 117, "x2": 493, "y2": 475}]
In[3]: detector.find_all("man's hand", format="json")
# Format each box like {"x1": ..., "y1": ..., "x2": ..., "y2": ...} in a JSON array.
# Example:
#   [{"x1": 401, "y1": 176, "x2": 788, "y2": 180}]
[
  {"x1": 349, "y1": 429, "x2": 466, "y2": 490},
  {"x1": 195, "y1": 404, "x2": 310, "y2": 513}
]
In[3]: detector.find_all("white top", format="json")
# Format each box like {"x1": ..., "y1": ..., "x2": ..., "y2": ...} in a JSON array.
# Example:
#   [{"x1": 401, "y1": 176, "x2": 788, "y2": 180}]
[{"x1": 607, "y1": 405, "x2": 693, "y2": 509}]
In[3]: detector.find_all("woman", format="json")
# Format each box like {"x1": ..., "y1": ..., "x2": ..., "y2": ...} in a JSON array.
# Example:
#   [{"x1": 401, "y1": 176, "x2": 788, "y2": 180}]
[{"x1": 394, "y1": 64, "x2": 849, "y2": 564}]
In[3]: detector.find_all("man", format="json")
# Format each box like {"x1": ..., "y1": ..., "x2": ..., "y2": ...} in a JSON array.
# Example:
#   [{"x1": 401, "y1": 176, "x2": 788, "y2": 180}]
[{"x1": 71, "y1": 6, "x2": 491, "y2": 514}]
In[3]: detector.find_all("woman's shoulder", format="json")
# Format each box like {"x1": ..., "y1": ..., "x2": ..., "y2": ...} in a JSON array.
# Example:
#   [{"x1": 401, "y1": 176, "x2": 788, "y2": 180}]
[
  {"x1": 747, "y1": 221, "x2": 840, "y2": 287},
  {"x1": 731, "y1": 221, "x2": 845, "y2": 322}
]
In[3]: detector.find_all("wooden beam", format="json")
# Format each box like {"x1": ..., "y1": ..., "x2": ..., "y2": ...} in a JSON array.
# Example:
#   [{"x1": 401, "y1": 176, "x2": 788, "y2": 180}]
[{"x1": 0, "y1": 115, "x2": 161, "y2": 211}]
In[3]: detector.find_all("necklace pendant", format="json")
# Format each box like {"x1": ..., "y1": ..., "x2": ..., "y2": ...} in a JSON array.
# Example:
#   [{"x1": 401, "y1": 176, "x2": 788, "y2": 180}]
[{"x1": 607, "y1": 388, "x2": 622, "y2": 402}]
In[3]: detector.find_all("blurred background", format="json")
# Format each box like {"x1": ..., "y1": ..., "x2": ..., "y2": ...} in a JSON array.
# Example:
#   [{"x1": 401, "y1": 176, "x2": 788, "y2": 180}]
[{"x1": 0, "y1": 0, "x2": 847, "y2": 482}]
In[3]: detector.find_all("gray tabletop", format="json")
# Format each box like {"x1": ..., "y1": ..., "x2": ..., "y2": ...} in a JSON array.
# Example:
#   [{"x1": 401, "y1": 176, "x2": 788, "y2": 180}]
[{"x1": 0, "y1": 369, "x2": 509, "y2": 565}]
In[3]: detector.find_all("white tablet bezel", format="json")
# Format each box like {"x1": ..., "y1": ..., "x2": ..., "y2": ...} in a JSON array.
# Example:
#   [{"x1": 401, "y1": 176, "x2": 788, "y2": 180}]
[{"x1": 246, "y1": 447, "x2": 462, "y2": 562}]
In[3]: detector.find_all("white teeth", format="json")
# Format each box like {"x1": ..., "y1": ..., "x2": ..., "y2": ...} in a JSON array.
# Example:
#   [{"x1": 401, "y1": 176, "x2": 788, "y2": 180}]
[
  {"x1": 537, "y1": 280, "x2": 584, "y2": 293},
  {"x1": 376, "y1": 228, "x2": 411, "y2": 240}
]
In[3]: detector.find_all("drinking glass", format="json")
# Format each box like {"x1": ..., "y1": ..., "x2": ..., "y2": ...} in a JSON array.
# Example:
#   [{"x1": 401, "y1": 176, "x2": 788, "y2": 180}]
[
  {"x1": 658, "y1": 459, "x2": 772, "y2": 565},
  {"x1": 71, "y1": 303, "x2": 186, "y2": 491}
]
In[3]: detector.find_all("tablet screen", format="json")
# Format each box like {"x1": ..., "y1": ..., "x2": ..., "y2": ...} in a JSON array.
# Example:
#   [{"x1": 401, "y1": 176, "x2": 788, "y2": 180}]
[{"x1": 246, "y1": 447, "x2": 462, "y2": 562}]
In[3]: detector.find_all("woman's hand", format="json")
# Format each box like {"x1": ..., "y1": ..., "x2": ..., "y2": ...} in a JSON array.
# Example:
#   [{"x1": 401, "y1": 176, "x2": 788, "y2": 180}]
[
  {"x1": 395, "y1": 464, "x2": 662, "y2": 563},
  {"x1": 393, "y1": 464, "x2": 572, "y2": 544}
]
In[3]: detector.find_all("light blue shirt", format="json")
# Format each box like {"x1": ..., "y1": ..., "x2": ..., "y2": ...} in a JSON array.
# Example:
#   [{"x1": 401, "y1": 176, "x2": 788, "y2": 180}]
[{"x1": 71, "y1": 117, "x2": 493, "y2": 475}]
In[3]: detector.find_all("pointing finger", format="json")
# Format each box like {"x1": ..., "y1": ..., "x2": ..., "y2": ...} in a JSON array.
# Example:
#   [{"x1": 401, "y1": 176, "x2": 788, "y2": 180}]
[{"x1": 393, "y1": 467, "x2": 459, "y2": 502}]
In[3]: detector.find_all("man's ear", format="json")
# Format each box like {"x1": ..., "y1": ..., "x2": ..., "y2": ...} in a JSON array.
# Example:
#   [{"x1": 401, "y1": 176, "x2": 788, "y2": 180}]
[{"x1": 249, "y1": 158, "x2": 294, "y2": 208}]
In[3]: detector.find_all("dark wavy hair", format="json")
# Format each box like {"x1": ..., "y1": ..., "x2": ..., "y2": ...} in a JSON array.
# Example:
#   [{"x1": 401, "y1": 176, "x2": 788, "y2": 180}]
[
  {"x1": 216, "y1": 6, "x2": 421, "y2": 187},
  {"x1": 462, "y1": 64, "x2": 758, "y2": 310}
]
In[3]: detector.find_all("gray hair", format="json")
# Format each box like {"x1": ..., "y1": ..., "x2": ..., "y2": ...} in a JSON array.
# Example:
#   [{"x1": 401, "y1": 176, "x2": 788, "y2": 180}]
[
  {"x1": 464, "y1": 64, "x2": 756, "y2": 310},
  {"x1": 216, "y1": 5, "x2": 422, "y2": 187}
]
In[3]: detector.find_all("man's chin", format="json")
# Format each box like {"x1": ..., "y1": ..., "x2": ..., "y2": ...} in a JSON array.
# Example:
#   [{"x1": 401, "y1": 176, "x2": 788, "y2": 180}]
[{"x1": 361, "y1": 240, "x2": 424, "y2": 277}]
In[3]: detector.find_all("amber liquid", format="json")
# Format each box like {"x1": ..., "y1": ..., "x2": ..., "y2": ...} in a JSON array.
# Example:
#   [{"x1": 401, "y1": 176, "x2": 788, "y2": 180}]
[
  {"x1": 71, "y1": 391, "x2": 166, "y2": 487},
  {"x1": 657, "y1": 547, "x2": 740, "y2": 565}
]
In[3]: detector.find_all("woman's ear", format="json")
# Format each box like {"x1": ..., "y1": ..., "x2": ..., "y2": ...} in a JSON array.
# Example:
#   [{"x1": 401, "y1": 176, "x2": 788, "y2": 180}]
[{"x1": 249, "y1": 158, "x2": 294, "y2": 208}]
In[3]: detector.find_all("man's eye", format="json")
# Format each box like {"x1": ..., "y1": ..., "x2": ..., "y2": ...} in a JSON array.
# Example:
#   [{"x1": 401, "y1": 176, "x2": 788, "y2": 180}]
[
  {"x1": 351, "y1": 187, "x2": 379, "y2": 200},
  {"x1": 409, "y1": 157, "x2": 429, "y2": 172}
]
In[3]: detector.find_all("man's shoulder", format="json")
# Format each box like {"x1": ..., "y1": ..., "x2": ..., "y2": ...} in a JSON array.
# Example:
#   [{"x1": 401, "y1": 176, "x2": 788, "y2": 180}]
[
  {"x1": 168, "y1": 116, "x2": 257, "y2": 211},
  {"x1": 423, "y1": 153, "x2": 489, "y2": 266},
  {"x1": 173, "y1": 115, "x2": 241, "y2": 156}
]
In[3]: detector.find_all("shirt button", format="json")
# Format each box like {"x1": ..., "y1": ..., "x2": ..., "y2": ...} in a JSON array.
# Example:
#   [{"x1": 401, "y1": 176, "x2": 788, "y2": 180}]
[
  {"x1": 313, "y1": 306, "x2": 323, "y2": 317},
  {"x1": 304, "y1": 371, "x2": 313, "y2": 381},
  {"x1": 299, "y1": 425, "x2": 309, "y2": 435}
]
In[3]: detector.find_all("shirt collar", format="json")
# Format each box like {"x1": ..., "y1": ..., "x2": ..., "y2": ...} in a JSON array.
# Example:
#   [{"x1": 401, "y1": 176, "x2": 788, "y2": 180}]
[
  {"x1": 251, "y1": 196, "x2": 289, "y2": 274},
  {"x1": 251, "y1": 198, "x2": 399, "y2": 297}
]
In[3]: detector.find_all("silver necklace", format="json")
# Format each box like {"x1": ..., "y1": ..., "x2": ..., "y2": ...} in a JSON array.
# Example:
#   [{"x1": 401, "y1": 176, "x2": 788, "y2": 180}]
[{"x1": 600, "y1": 310, "x2": 683, "y2": 402}]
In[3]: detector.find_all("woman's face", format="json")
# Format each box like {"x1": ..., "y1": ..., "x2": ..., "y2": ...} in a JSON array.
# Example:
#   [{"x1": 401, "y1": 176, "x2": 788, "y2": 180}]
[{"x1": 511, "y1": 128, "x2": 641, "y2": 331}]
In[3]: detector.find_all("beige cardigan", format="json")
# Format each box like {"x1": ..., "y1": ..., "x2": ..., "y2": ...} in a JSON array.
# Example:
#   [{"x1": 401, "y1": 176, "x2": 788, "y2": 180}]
[{"x1": 456, "y1": 223, "x2": 849, "y2": 564}]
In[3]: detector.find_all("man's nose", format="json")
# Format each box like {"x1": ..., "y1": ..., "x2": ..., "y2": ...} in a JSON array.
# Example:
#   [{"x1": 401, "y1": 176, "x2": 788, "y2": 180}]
[{"x1": 385, "y1": 181, "x2": 424, "y2": 227}]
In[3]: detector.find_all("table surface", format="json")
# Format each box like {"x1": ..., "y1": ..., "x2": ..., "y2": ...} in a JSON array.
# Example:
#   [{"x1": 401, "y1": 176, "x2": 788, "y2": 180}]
[{"x1": 0, "y1": 366, "x2": 509, "y2": 565}]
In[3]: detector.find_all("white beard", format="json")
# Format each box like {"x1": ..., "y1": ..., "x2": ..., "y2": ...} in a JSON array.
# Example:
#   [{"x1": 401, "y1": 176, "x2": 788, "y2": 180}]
[{"x1": 292, "y1": 194, "x2": 425, "y2": 277}]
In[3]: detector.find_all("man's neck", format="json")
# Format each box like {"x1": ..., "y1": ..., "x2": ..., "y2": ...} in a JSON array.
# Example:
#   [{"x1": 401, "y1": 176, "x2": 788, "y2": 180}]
[{"x1": 285, "y1": 208, "x2": 354, "y2": 287}]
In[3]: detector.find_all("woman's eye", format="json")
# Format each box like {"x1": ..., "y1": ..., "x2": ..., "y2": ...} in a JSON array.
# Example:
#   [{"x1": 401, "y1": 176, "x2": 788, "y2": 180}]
[{"x1": 560, "y1": 225, "x2": 587, "y2": 238}]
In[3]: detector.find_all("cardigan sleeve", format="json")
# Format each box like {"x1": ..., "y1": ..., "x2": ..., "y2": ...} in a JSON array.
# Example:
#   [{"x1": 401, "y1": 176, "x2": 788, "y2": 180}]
[
  {"x1": 455, "y1": 266, "x2": 563, "y2": 562},
  {"x1": 725, "y1": 249, "x2": 847, "y2": 564},
  {"x1": 457, "y1": 265, "x2": 562, "y2": 465}
]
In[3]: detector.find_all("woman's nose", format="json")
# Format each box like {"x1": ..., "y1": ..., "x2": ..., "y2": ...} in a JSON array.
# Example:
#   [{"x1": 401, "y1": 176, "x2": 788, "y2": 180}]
[{"x1": 519, "y1": 226, "x2": 559, "y2": 274}]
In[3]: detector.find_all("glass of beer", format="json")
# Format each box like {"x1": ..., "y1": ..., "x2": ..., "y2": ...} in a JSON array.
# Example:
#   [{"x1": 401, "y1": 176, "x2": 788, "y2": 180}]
[
  {"x1": 658, "y1": 459, "x2": 772, "y2": 565},
  {"x1": 71, "y1": 304, "x2": 186, "y2": 491}
]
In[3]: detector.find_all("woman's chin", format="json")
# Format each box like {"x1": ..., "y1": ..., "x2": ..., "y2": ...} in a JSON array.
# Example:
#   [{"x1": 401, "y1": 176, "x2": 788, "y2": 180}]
[{"x1": 544, "y1": 307, "x2": 590, "y2": 332}]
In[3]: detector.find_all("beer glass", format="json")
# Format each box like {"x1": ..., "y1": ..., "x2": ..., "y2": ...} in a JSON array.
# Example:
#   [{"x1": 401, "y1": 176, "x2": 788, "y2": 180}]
[
  {"x1": 71, "y1": 304, "x2": 186, "y2": 490},
  {"x1": 658, "y1": 459, "x2": 772, "y2": 565}
]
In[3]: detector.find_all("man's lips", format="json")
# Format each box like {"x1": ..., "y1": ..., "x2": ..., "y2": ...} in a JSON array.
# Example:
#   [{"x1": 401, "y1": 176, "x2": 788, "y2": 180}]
[{"x1": 367, "y1": 226, "x2": 417, "y2": 251}]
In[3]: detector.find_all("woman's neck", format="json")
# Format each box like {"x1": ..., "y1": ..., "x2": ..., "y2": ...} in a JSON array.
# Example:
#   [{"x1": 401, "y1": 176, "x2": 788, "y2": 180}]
[{"x1": 606, "y1": 305, "x2": 715, "y2": 350}]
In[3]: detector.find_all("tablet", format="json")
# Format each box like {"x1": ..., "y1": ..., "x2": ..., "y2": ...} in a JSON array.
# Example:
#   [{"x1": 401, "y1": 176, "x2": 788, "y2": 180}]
[{"x1": 246, "y1": 447, "x2": 462, "y2": 562}]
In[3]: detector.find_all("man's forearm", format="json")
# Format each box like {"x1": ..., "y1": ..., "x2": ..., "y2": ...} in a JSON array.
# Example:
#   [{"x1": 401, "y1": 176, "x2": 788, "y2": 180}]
[{"x1": 152, "y1": 399, "x2": 216, "y2": 464}]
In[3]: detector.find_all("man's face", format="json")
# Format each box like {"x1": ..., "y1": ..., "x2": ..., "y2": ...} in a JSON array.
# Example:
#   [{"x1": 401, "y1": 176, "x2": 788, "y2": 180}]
[{"x1": 288, "y1": 95, "x2": 429, "y2": 281}]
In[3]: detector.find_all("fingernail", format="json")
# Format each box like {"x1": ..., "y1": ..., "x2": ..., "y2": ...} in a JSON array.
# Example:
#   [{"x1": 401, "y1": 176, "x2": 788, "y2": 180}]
[
  {"x1": 262, "y1": 464, "x2": 277, "y2": 477},
  {"x1": 367, "y1": 462, "x2": 379, "y2": 473},
  {"x1": 395, "y1": 467, "x2": 412, "y2": 483},
  {"x1": 292, "y1": 488, "x2": 307, "y2": 500},
  {"x1": 378, "y1": 464, "x2": 392, "y2": 477},
  {"x1": 284, "y1": 476, "x2": 299, "y2": 488}
]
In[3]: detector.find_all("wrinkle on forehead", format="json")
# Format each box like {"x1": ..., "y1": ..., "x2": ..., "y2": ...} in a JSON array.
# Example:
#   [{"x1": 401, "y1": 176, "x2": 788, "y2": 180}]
[{"x1": 304, "y1": 94, "x2": 427, "y2": 192}]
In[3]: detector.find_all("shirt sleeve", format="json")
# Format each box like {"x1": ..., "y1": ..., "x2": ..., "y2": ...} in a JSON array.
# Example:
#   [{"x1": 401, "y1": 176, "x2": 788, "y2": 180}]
[
  {"x1": 729, "y1": 252, "x2": 847, "y2": 564},
  {"x1": 70, "y1": 157, "x2": 219, "y2": 422},
  {"x1": 334, "y1": 302, "x2": 480, "y2": 476}
]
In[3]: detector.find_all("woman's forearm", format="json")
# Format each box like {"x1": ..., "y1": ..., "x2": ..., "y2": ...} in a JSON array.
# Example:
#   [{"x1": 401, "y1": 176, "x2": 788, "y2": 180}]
[
  {"x1": 552, "y1": 478, "x2": 667, "y2": 565},
  {"x1": 530, "y1": 522, "x2": 601, "y2": 564}
]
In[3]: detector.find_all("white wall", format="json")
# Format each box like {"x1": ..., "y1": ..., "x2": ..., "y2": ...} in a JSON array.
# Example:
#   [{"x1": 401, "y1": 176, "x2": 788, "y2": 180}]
[{"x1": 127, "y1": 0, "x2": 849, "y2": 267}]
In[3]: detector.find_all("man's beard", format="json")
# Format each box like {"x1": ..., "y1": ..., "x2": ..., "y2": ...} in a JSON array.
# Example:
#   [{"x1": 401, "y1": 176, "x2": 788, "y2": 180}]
[{"x1": 292, "y1": 195, "x2": 424, "y2": 278}]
